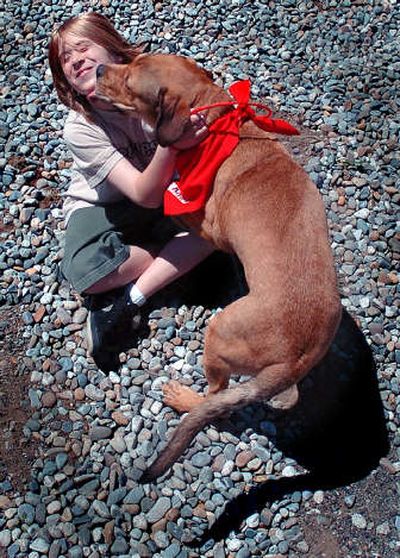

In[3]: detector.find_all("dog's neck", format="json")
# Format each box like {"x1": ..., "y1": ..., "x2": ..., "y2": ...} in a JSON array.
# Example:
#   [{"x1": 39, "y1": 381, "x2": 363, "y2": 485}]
[{"x1": 192, "y1": 84, "x2": 233, "y2": 127}]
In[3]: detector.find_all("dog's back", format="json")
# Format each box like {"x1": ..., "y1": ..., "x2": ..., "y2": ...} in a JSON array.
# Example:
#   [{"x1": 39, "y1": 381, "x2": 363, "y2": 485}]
[{"x1": 195, "y1": 121, "x2": 341, "y2": 362}]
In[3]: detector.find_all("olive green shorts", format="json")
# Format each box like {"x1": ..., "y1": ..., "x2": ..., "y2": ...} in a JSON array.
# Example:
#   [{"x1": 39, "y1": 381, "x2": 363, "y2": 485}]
[{"x1": 60, "y1": 202, "x2": 178, "y2": 294}]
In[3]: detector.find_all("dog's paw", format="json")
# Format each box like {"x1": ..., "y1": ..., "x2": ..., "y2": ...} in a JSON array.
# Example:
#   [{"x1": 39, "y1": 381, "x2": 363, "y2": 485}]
[
  {"x1": 268, "y1": 384, "x2": 299, "y2": 410},
  {"x1": 163, "y1": 380, "x2": 204, "y2": 412}
]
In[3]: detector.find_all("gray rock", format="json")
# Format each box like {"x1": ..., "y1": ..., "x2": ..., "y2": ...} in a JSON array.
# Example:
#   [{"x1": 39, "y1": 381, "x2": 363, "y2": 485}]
[
  {"x1": 18, "y1": 503, "x2": 35, "y2": 524},
  {"x1": 89, "y1": 426, "x2": 113, "y2": 441},
  {"x1": 92, "y1": 499, "x2": 111, "y2": 519},
  {"x1": 352, "y1": 513, "x2": 367, "y2": 529},
  {"x1": 146, "y1": 497, "x2": 171, "y2": 523},
  {"x1": 30, "y1": 538, "x2": 50, "y2": 553},
  {"x1": 85, "y1": 384, "x2": 105, "y2": 401}
]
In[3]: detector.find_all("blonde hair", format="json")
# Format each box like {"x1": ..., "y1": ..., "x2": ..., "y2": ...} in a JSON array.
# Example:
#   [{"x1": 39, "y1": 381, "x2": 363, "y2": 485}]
[{"x1": 48, "y1": 12, "x2": 142, "y2": 118}]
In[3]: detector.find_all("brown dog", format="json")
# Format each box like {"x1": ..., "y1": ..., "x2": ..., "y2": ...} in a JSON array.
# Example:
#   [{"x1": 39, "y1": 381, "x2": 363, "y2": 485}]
[{"x1": 95, "y1": 54, "x2": 342, "y2": 482}]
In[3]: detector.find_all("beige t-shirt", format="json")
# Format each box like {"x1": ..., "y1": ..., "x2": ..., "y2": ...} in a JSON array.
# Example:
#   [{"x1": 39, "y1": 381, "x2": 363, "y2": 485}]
[{"x1": 62, "y1": 108, "x2": 158, "y2": 222}]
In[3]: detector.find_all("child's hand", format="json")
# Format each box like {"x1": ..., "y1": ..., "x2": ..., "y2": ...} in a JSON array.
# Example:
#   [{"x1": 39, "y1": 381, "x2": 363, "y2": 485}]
[{"x1": 171, "y1": 113, "x2": 208, "y2": 151}]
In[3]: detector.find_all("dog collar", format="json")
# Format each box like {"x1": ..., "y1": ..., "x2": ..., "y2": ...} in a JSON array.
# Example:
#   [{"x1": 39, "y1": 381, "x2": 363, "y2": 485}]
[{"x1": 164, "y1": 80, "x2": 300, "y2": 216}]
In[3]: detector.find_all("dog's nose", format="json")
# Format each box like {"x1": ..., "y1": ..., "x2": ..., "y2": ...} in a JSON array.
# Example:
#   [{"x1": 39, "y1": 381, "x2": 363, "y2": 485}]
[{"x1": 96, "y1": 65, "x2": 105, "y2": 79}]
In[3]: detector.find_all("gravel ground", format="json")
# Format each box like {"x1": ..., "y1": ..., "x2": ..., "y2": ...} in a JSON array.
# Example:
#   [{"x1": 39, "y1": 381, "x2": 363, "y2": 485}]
[{"x1": 1, "y1": 0, "x2": 399, "y2": 557}]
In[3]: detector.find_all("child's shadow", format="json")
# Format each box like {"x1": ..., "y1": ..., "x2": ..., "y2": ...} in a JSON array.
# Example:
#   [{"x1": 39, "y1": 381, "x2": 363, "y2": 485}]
[{"x1": 143, "y1": 253, "x2": 389, "y2": 543}]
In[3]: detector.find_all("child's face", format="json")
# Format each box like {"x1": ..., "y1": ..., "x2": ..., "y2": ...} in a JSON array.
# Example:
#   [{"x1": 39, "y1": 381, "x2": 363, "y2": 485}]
[{"x1": 59, "y1": 32, "x2": 117, "y2": 99}]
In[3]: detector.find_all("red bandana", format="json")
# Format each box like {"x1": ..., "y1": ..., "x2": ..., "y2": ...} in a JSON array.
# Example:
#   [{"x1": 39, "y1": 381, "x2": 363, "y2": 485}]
[{"x1": 164, "y1": 80, "x2": 300, "y2": 216}]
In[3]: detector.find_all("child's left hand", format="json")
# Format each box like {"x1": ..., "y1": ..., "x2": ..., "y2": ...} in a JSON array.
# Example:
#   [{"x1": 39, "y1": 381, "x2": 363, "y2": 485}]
[{"x1": 171, "y1": 113, "x2": 208, "y2": 151}]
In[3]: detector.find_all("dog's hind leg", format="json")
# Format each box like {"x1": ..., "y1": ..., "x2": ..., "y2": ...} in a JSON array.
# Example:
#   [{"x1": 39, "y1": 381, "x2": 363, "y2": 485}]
[
  {"x1": 162, "y1": 310, "x2": 232, "y2": 413},
  {"x1": 145, "y1": 297, "x2": 312, "y2": 481},
  {"x1": 163, "y1": 294, "x2": 298, "y2": 414},
  {"x1": 163, "y1": 296, "x2": 256, "y2": 414}
]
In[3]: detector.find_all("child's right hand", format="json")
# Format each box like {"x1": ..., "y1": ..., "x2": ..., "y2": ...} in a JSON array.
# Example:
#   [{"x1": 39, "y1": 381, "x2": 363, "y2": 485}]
[{"x1": 171, "y1": 113, "x2": 208, "y2": 151}]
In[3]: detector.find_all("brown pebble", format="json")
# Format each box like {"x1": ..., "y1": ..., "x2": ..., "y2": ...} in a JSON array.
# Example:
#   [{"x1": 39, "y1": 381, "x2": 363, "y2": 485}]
[
  {"x1": 98, "y1": 489, "x2": 108, "y2": 501},
  {"x1": 43, "y1": 359, "x2": 59, "y2": 373},
  {"x1": 165, "y1": 508, "x2": 180, "y2": 522},
  {"x1": 211, "y1": 453, "x2": 225, "y2": 472},
  {"x1": 378, "y1": 271, "x2": 398, "y2": 285},
  {"x1": 61, "y1": 507, "x2": 72, "y2": 522},
  {"x1": 25, "y1": 267, "x2": 38, "y2": 276},
  {"x1": 122, "y1": 504, "x2": 140, "y2": 514},
  {"x1": 253, "y1": 474, "x2": 269, "y2": 483},
  {"x1": 0, "y1": 495, "x2": 13, "y2": 509},
  {"x1": 236, "y1": 451, "x2": 255, "y2": 468},
  {"x1": 151, "y1": 518, "x2": 168, "y2": 534},
  {"x1": 111, "y1": 411, "x2": 130, "y2": 426},
  {"x1": 41, "y1": 391, "x2": 57, "y2": 408},
  {"x1": 104, "y1": 520, "x2": 115, "y2": 545},
  {"x1": 33, "y1": 305, "x2": 46, "y2": 323},
  {"x1": 193, "y1": 504, "x2": 207, "y2": 519},
  {"x1": 74, "y1": 387, "x2": 85, "y2": 401}
]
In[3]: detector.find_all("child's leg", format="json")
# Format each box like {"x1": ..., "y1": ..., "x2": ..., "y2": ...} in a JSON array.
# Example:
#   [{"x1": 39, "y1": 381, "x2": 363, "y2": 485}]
[
  {"x1": 85, "y1": 230, "x2": 214, "y2": 371},
  {"x1": 84, "y1": 244, "x2": 156, "y2": 294},
  {"x1": 135, "y1": 231, "x2": 214, "y2": 298},
  {"x1": 85, "y1": 231, "x2": 214, "y2": 299}
]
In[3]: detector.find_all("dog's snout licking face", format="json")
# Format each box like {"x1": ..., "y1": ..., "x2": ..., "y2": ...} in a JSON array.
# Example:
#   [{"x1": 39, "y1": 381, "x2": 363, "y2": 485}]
[
  {"x1": 94, "y1": 63, "x2": 144, "y2": 115},
  {"x1": 94, "y1": 55, "x2": 195, "y2": 145}
]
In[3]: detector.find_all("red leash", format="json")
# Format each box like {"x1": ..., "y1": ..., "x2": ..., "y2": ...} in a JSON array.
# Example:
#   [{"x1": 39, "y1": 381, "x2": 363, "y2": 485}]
[
  {"x1": 191, "y1": 80, "x2": 299, "y2": 136},
  {"x1": 192, "y1": 100, "x2": 272, "y2": 117}
]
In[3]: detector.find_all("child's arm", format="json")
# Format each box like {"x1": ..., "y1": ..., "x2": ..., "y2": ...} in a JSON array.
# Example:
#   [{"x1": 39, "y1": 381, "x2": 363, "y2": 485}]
[
  {"x1": 106, "y1": 145, "x2": 178, "y2": 208},
  {"x1": 107, "y1": 114, "x2": 207, "y2": 208}
]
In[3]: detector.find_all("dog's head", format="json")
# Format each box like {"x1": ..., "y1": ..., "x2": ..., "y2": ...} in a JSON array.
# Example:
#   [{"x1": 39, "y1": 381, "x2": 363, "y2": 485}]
[{"x1": 95, "y1": 54, "x2": 213, "y2": 146}]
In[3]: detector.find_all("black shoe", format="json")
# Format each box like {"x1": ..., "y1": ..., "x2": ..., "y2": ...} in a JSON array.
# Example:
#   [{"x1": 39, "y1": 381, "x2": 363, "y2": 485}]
[
  {"x1": 89, "y1": 349, "x2": 121, "y2": 373},
  {"x1": 86, "y1": 286, "x2": 141, "y2": 371}
]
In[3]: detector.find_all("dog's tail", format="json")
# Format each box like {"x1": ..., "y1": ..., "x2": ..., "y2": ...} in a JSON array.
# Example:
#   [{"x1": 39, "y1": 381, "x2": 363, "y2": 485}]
[{"x1": 140, "y1": 368, "x2": 290, "y2": 483}]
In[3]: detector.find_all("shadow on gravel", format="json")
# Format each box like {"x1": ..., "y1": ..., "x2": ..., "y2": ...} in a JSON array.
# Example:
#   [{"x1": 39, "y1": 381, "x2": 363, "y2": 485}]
[
  {"x1": 137, "y1": 252, "x2": 389, "y2": 547},
  {"x1": 147, "y1": 249, "x2": 249, "y2": 312},
  {"x1": 192, "y1": 308, "x2": 390, "y2": 547}
]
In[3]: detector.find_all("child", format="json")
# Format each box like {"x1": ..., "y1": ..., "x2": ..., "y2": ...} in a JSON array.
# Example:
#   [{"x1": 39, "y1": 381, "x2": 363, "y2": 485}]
[{"x1": 48, "y1": 12, "x2": 214, "y2": 371}]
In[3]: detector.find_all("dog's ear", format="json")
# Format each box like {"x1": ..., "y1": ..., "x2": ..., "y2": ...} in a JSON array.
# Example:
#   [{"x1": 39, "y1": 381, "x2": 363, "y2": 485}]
[{"x1": 156, "y1": 87, "x2": 191, "y2": 146}]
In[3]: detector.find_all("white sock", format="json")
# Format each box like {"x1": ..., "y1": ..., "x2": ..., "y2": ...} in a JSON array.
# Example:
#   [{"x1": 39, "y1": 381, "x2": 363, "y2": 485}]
[{"x1": 129, "y1": 284, "x2": 147, "y2": 307}]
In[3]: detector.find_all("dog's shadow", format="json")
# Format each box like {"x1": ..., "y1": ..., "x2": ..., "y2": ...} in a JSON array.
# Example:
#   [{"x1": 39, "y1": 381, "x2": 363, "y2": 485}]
[
  {"x1": 142, "y1": 253, "x2": 389, "y2": 544},
  {"x1": 191, "y1": 307, "x2": 390, "y2": 545}
]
